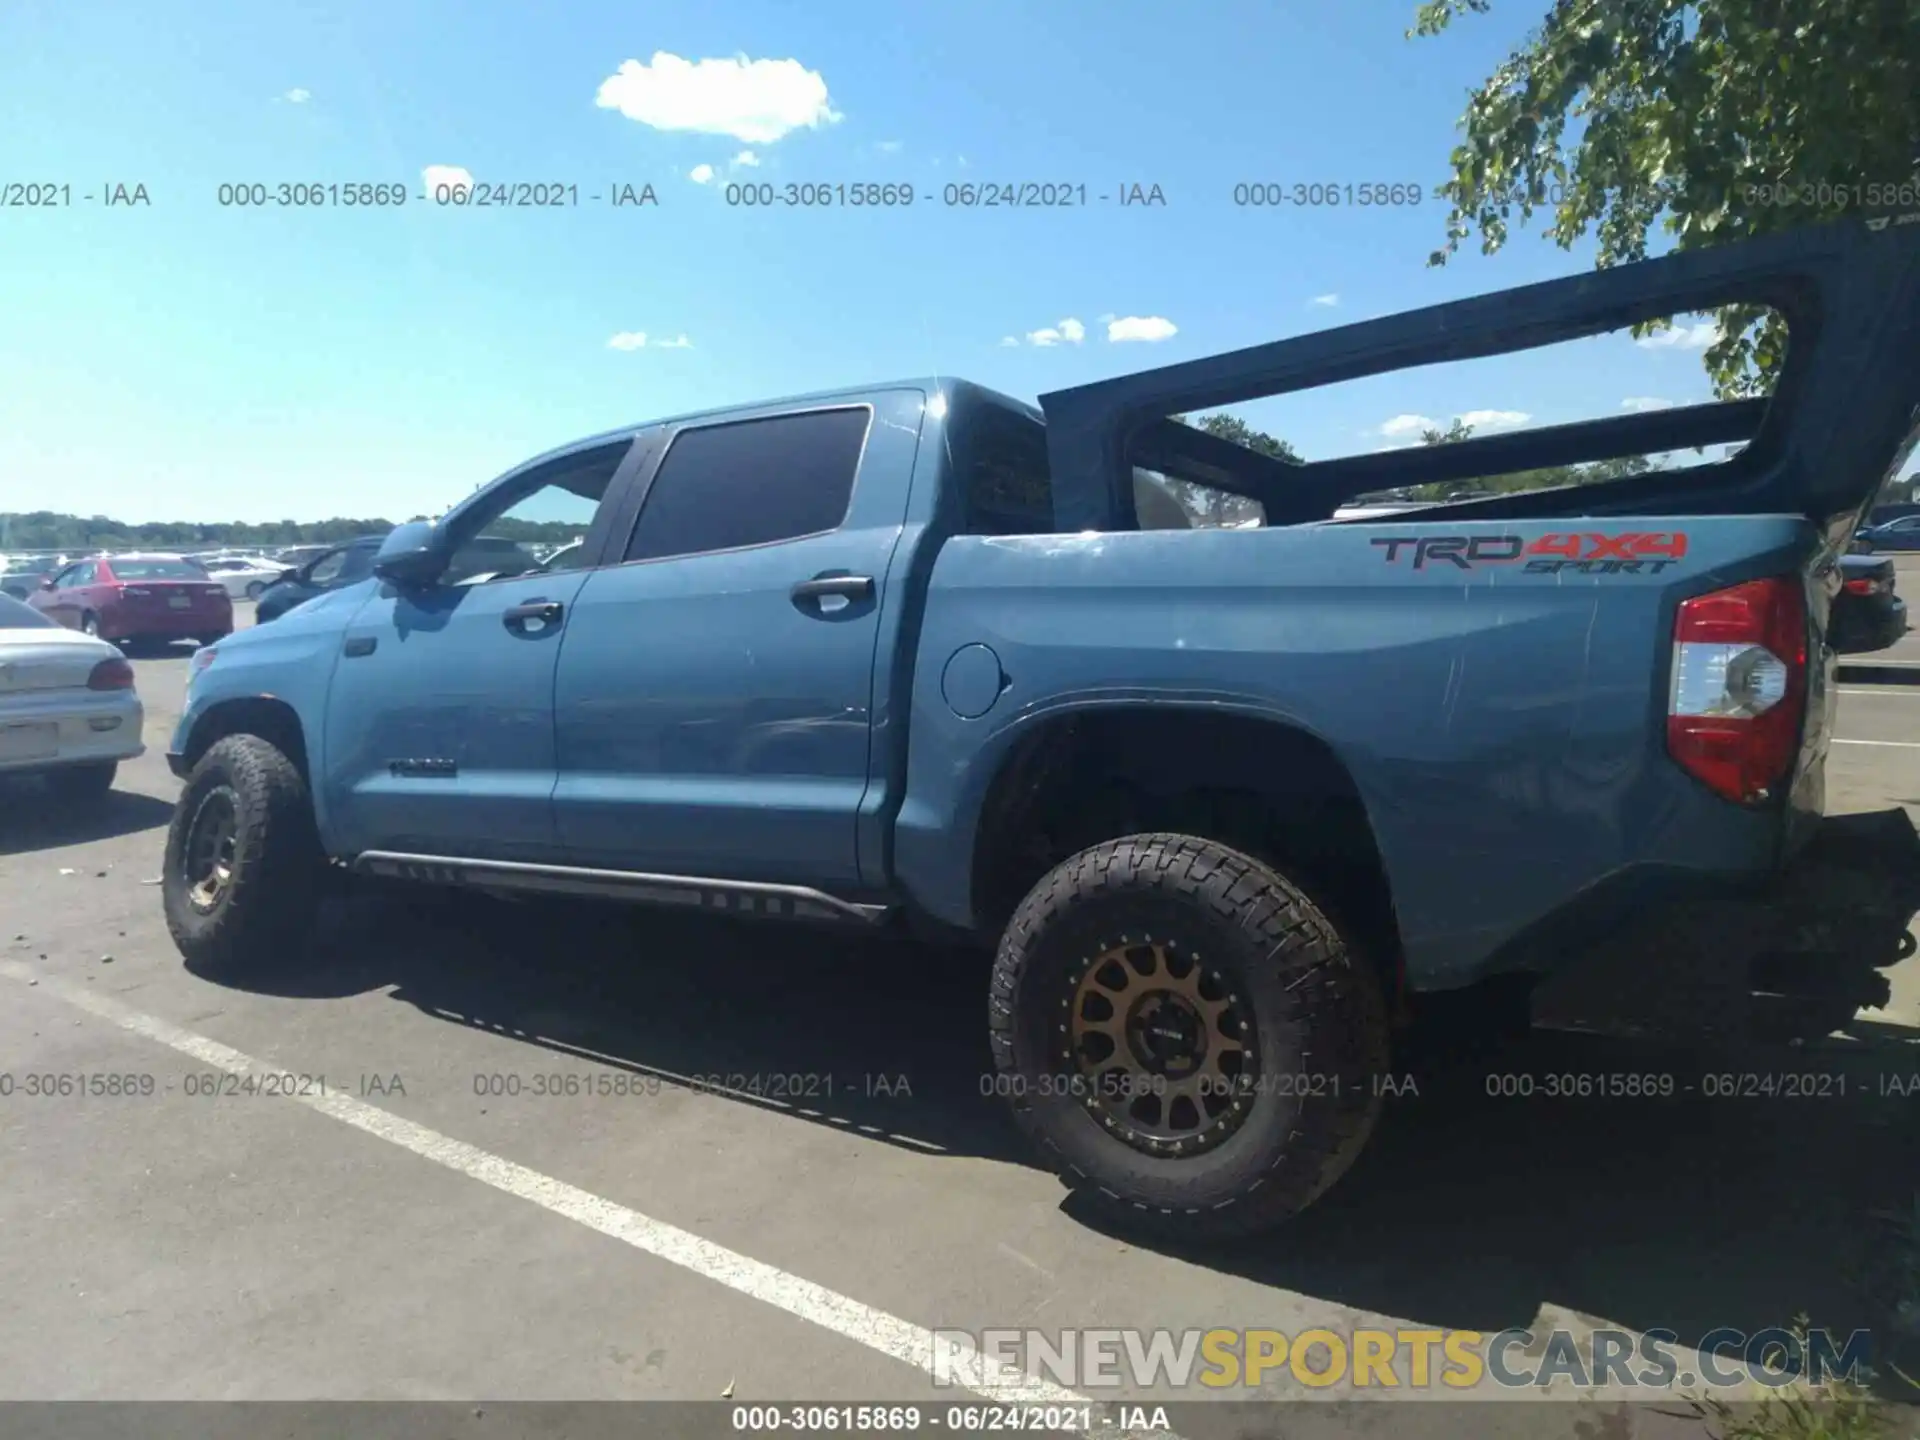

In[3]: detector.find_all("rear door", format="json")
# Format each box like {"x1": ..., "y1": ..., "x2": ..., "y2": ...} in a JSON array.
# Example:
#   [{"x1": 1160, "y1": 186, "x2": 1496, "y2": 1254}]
[{"x1": 551, "y1": 393, "x2": 923, "y2": 886}]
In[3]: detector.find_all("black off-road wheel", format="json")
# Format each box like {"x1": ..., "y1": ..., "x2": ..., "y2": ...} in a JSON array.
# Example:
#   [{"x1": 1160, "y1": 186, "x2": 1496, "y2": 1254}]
[
  {"x1": 163, "y1": 734, "x2": 323, "y2": 979},
  {"x1": 988, "y1": 834, "x2": 1390, "y2": 1240}
]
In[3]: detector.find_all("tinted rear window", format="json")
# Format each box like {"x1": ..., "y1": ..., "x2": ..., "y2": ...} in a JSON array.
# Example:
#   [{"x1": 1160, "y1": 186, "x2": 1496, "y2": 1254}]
[
  {"x1": 112, "y1": 559, "x2": 208, "y2": 580},
  {"x1": 963, "y1": 409, "x2": 1056, "y2": 535},
  {"x1": 0, "y1": 593, "x2": 56, "y2": 628},
  {"x1": 624, "y1": 407, "x2": 870, "y2": 563}
]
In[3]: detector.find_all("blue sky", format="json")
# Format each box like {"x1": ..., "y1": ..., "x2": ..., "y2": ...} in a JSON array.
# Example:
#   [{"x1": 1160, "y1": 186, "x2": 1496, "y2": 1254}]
[{"x1": 0, "y1": 0, "x2": 1783, "y2": 524}]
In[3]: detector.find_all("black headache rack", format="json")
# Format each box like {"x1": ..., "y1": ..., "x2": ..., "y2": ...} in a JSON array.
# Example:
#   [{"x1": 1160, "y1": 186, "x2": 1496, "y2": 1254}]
[{"x1": 1038, "y1": 215, "x2": 1920, "y2": 530}]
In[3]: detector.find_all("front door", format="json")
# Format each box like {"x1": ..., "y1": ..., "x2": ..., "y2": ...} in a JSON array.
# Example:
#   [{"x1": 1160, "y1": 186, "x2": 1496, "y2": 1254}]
[{"x1": 319, "y1": 436, "x2": 640, "y2": 861}]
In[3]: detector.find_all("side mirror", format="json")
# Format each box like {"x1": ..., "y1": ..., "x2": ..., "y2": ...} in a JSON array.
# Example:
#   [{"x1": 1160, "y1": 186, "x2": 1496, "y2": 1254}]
[
  {"x1": 38, "y1": 576, "x2": 56, "y2": 590},
  {"x1": 371, "y1": 522, "x2": 446, "y2": 587}
]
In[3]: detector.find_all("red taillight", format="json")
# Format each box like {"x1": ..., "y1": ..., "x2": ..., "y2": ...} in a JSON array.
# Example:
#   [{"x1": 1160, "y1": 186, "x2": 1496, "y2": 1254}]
[
  {"x1": 87, "y1": 657, "x2": 135, "y2": 691},
  {"x1": 1666, "y1": 576, "x2": 1807, "y2": 805},
  {"x1": 1842, "y1": 575, "x2": 1890, "y2": 597}
]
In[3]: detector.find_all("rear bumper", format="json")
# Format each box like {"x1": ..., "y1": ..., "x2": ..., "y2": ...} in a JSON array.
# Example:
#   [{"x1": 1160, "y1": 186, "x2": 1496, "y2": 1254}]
[
  {"x1": 1532, "y1": 808, "x2": 1920, "y2": 1041},
  {"x1": 0, "y1": 691, "x2": 146, "y2": 774},
  {"x1": 101, "y1": 606, "x2": 232, "y2": 640}
]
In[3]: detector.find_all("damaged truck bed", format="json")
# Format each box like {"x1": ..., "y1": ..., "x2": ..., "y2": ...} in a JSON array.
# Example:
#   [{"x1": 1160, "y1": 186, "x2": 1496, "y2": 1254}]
[{"x1": 167, "y1": 212, "x2": 1920, "y2": 1239}]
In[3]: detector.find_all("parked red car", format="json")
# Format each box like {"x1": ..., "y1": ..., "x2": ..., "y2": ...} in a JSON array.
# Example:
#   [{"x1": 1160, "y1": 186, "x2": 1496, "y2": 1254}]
[{"x1": 28, "y1": 554, "x2": 234, "y2": 649}]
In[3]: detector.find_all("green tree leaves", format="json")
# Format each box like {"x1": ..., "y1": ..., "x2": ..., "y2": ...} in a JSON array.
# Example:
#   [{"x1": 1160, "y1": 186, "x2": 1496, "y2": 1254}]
[
  {"x1": 1411, "y1": 0, "x2": 1920, "y2": 397},
  {"x1": 1192, "y1": 412, "x2": 1305, "y2": 463}
]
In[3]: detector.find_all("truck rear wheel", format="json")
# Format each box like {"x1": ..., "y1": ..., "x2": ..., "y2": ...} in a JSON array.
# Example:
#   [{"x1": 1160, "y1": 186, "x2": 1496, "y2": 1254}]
[
  {"x1": 163, "y1": 734, "x2": 322, "y2": 979},
  {"x1": 988, "y1": 834, "x2": 1388, "y2": 1240}
]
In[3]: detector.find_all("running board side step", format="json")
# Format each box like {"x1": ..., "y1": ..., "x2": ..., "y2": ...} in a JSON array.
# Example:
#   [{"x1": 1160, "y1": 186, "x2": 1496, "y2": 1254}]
[{"x1": 351, "y1": 851, "x2": 894, "y2": 926}]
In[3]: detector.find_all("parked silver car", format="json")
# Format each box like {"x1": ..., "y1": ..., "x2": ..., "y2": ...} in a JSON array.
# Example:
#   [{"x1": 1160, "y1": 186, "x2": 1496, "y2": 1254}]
[{"x1": 0, "y1": 592, "x2": 144, "y2": 799}]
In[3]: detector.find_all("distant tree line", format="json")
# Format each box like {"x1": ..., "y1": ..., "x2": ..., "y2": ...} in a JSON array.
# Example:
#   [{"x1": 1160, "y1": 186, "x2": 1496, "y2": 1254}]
[
  {"x1": 0, "y1": 512, "x2": 584, "y2": 551},
  {"x1": 1172, "y1": 413, "x2": 1674, "y2": 512}
]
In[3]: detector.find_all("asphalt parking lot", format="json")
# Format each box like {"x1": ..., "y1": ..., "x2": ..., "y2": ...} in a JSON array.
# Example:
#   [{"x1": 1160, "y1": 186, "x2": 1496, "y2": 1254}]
[{"x1": 3, "y1": 598, "x2": 1919, "y2": 1432}]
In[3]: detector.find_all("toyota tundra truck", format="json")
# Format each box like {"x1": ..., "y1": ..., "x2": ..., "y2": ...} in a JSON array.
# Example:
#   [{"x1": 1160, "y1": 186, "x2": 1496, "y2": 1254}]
[{"x1": 161, "y1": 217, "x2": 1920, "y2": 1239}]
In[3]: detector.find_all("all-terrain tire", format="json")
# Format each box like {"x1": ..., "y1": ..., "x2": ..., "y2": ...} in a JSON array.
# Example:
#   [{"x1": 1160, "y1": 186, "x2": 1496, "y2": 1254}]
[
  {"x1": 163, "y1": 733, "x2": 322, "y2": 979},
  {"x1": 988, "y1": 833, "x2": 1389, "y2": 1241},
  {"x1": 44, "y1": 761, "x2": 116, "y2": 803}
]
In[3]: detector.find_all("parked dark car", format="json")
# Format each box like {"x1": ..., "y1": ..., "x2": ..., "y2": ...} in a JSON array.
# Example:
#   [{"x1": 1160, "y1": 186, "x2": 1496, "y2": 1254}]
[
  {"x1": 1830, "y1": 552, "x2": 1909, "y2": 654},
  {"x1": 254, "y1": 534, "x2": 547, "y2": 624},
  {"x1": 272, "y1": 544, "x2": 338, "y2": 570},
  {"x1": 1, "y1": 555, "x2": 66, "y2": 599},
  {"x1": 1854, "y1": 514, "x2": 1920, "y2": 552},
  {"x1": 26, "y1": 554, "x2": 232, "y2": 649},
  {"x1": 254, "y1": 536, "x2": 384, "y2": 623}
]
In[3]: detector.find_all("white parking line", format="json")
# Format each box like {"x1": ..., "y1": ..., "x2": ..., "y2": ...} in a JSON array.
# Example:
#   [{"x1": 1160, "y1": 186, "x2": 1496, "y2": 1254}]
[
  {"x1": 1838, "y1": 686, "x2": 1920, "y2": 697},
  {"x1": 0, "y1": 958, "x2": 1172, "y2": 1437},
  {"x1": 1832, "y1": 738, "x2": 1920, "y2": 749}
]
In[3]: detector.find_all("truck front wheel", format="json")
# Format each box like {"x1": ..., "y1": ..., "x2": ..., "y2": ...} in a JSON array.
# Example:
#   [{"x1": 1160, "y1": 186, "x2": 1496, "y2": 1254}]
[
  {"x1": 163, "y1": 733, "x2": 323, "y2": 979},
  {"x1": 988, "y1": 834, "x2": 1388, "y2": 1239}
]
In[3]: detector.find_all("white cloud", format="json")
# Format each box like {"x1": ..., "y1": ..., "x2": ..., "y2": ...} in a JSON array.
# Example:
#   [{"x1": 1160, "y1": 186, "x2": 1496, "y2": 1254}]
[
  {"x1": 1107, "y1": 315, "x2": 1178, "y2": 344},
  {"x1": 1377, "y1": 409, "x2": 1527, "y2": 439},
  {"x1": 876, "y1": 140, "x2": 903, "y2": 154},
  {"x1": 1026, "y1": 317, "x2": 1086, "y2": 347},
  {"x1": 1378, "y1": 414, "x2": 1436, "y2": 439},
  {"x1": 1621, "y1": 395, "x2": 1675, "y2": 412},
  {"x1": 422, "y1": 164, "x2": 474, "y2": 193},
  {"x1": 1457, "y1": 409, "x2": 1531, "y2": 432},
  {"x1": 999, "y1": 336, "x2": 1020, "y2": 347},
  {"x1": 1636, "y1": 319, "x2": 1719, "y2": 350},
  {"x1": 688, "y1": 163, "x2": 716, "y2": 185},
  {"x1": 1310, "y1": 293, "x2": 1340, "y2": 307},
  {"x1": 594, "y1": 52, "x2": 842, "y2": 145},
  {"x1": 732, "y1": 150, "x2": 760, "y2": 168},
  {"x1": 607, "y1": 331, "x2": 693, "y2": 351},
  {"x1": 282, "y1": 87, "x2": 311, "y2": 103}
]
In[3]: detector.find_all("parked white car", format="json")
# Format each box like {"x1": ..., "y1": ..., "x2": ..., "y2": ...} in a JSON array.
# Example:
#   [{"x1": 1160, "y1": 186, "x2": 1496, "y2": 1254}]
[
  {"x1": 0, "y1": 592, "x2": 144, "y2": 799},
  {"x1": 198, "y1": 555, "x2": 287, "y2": 601}
]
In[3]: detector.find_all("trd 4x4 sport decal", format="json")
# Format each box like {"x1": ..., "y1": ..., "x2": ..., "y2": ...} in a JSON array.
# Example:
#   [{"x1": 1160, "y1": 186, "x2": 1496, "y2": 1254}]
[{"x1": 1371, "y1": 532, "x2": 1690, "y2": 574}]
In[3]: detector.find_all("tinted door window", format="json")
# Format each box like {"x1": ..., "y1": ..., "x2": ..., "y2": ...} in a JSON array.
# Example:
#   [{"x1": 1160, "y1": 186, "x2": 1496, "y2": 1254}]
[
  {"x1": 61, "y1": 562, "x2": 98, "y2": 587},
  {"x1": 305, "y1": 548, "x2": 350, "y2": 585},
  {"x1": 963, "y1": 410, "x2": 1056, "y2": 535},
  {"x1": 444, "y1": 443, "x2": 629, "y2": 583},
  {"x1": 335, "y1": 544, "x2": 377, "y2": 584},
  {"x1": 623, "y1": 408, "x2": 870, "y2": 563}
]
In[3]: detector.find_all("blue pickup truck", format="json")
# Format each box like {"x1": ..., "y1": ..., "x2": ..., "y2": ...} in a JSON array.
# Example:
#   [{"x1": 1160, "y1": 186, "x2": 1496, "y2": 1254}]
[{"x1": 162, "y1": 218, "x2": 1920, "y2": 1238}]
